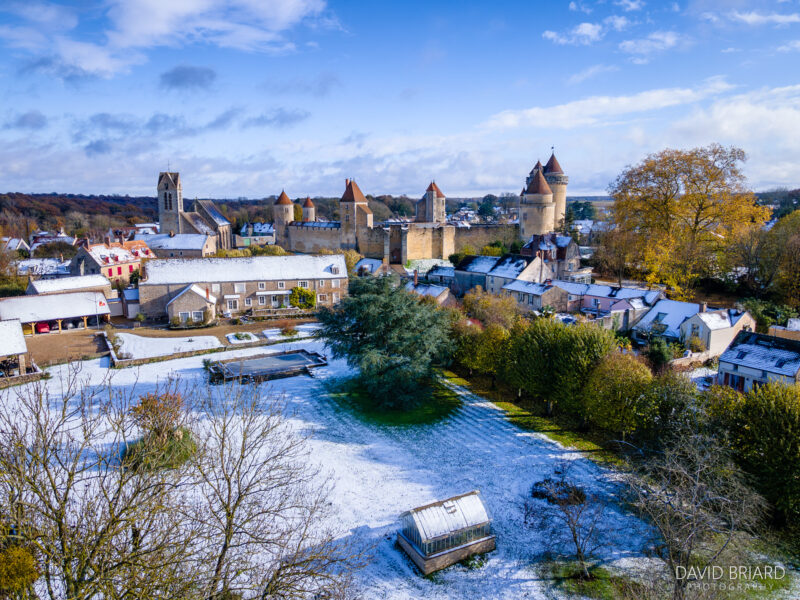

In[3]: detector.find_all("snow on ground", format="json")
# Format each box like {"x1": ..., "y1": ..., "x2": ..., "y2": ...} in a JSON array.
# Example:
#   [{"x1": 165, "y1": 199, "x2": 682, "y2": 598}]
[
  {"x1": 115, "y1": 332, "x2": 222, "y2": 359},
  {"x1": 20, "y1": 340, "x2": 662, "y2": 600},
  {"x1": 690, "y1": 366, "x2": 718, "y2": 391},
  {"x1": 225, "y1": 331, "x2": 259, "y2": 344},
  {"x1": 262, "y1": 322, "x2": 321, "y2": 341}
]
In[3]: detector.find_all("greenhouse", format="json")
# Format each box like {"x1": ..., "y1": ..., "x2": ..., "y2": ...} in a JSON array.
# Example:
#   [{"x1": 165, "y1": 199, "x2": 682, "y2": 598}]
[{"x1": 397, "y1": 490, "x2": 495, "y2": 574}]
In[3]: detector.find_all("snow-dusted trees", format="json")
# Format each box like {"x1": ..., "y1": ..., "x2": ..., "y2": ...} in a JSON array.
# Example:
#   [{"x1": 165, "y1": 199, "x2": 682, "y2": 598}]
[{"x1": 0, "y1": 371, "x2": 363, "y2": 600}]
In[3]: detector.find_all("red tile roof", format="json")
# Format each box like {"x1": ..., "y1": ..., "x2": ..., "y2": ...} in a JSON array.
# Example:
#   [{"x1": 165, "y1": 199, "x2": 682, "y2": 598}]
[
  {"x1": 529, "y1": 160, "x2": 543, "y2": 175},
  {"x1": 341, "y1": 178, "x2": 367, "y2": 203},
  {"x1": 525, "y1": 169, "x2": 553, "y2": 195},
  {"x1": 426, "y1": 181, "x2": 445, "y2": 198},
  {"x1": 303, "y1": 196, "x2": 315, "y2": 208},
  {"x1": 543, "y1": 153, "x2": 563, "y2": 174},
  {"x1": 275, "y1": 190, "x2": 293, "y2": 205}
]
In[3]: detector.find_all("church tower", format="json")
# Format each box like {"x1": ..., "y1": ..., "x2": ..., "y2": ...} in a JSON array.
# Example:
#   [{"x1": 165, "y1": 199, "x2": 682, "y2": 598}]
[
  {"x1": 302, "y1": 197, "x2": 316, "y2": 222},
  {"x1": 519, "y1": 165, "x2": 555, "y2": 241},
  {"x1": 158, "y1": 172, "x2": 183, "y2": 235},
  {"x1": 542, "y1": 152, "x2": 568, "y2": 231}
]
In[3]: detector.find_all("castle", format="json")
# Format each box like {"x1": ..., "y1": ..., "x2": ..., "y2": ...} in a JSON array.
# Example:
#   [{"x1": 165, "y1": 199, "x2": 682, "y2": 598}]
[{"x1": 157, "y1": 152, "x2": 568, "y2": 263}]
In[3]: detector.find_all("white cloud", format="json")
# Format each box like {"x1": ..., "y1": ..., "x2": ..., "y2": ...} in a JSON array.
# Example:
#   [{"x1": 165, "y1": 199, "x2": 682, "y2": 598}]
[
  {"x1": 730, "y1": 11, "x2": 800, "y2": 25},
  {"x1": 615, "y1": 0, "x2": 645, "y2": 11},
  {"x1": 543, "y1": 22, "x2": 603, "y2": 45},
  {"x1": 567, "y1": 64, "x2": 620, "y2": 85},
  {"x1": 569, "y1": 1, "x2": 592, "y2": 13},
  {"x1": 485, "y1": 76, "x2": 733, "y2": 130},
  {"x1": 619, "y1": 31, "x2": 680, "y2": 59},
  {"x1": 604, "y1": 15, "x2": 632, "y2": 31},
  {"x1": 778, "y1": 40, "x2": 800, "y2": 51}
]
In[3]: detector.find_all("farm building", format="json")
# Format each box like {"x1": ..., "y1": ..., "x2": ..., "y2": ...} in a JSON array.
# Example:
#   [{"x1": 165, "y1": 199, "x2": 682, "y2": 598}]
[
  {"x1": 397, "y1": 490, "x2": 495, "y2": 575},
  {"x1": 0, "y1": 292, "x2": 111, "y2": 334},
  {"x1": 0, "y1": 319, "x2": 29, "y2": 376}
]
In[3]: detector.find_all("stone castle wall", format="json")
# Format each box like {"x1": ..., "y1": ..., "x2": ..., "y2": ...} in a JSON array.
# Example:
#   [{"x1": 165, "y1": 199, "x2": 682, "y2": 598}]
[
  {"x1": 358, "y1": 226, "x2": 387, "y2": 259},
  {"x1": 287, "y1": 226, "x2": 342, "y2": 253},
  {"x1": 453, "y1": 224, "x2": 519, "y2": 253}
]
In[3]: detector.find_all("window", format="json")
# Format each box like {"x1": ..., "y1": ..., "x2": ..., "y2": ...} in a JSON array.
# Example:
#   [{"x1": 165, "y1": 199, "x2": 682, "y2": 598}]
[
  {"x1": 331, "y1": 266, "x2": 340, "y2": 274},
  {"x1": 234, "y1": 282, "x2": 246, "y2": 293},
  {"x1": 691, "y1": 324, "x2": 700, "y2": 337},
  {"x1": 298, "y1": 281, "x2": 308, "y2": 288},
  {"x1": 192, "y1": 311, "x2": 203, "y2": 322},
  {"x1": 227, "y1": 299, "x2": 238, "y2": 311},
  {"x1": 258, "y1": 282, "x2": 266, "y2": 290},
  {"x1": 592, "y1": 298, "x2": 600, "y2": 307},
  {"x1": 129, "y1": 265, "x2": 134, "y2": 273},
  {"x1": 331, "y1": 280, "x2": 340, "y2": 288},
  {"x1": 332, "y1": 293, "x2": 339, "y2": 303},
  {"x1": 178, "y1": 311, "x2": 189, "y2": 322},
  {"x1": 212, "y1": 284, "x2": 221, "y2": 293},
  {"x1": 318, "y1": 280, "x2": 325, "y2": 287},
  {"x1": 117, "y1": 266, "x2": 122, "y2": 276},
  {"x1": 277, "y1": 281, "x2": 285, "y2": 289},
  {"x1": 258, "y1": 295, "x2": 266, "y2": 305},
  {"x1": 245, "y1": 297, "x2": 252, "y2": 307},
  {"x1": 345, "y1": 215, "x2": 350, "y2": 222},
  {"x1": 318, "y1": 294, "x2": 327, "y2": 302}
]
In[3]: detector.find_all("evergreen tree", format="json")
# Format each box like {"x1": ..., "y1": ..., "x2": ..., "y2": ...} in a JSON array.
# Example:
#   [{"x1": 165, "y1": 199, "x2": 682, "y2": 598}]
[{"x1": 318, "y1": 277, "x2": 453, "y2": 408}]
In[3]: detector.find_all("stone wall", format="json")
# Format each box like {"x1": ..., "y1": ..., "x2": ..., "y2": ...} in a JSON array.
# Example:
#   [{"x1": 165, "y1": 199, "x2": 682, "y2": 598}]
[
  {"x1": 357, "y1": 226, "x2": 387, "y2": 259},
  {"x1": 287, "y1": 226, "x2": 342, "y2": 253},
  {"x1": 453, "y1": 224, "x2": 519, "y2": 253}
]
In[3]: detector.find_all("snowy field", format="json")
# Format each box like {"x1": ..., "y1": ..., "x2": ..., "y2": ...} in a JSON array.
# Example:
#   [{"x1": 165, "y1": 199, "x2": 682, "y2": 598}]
[
  {"x1": 21, "y1": 339, "x2": 664, "y2": 599},
  {"x1": 115, "y1": 332, "x2": 222, "y2": 359},
  {"x1": 262, "y1": 322, "x2": 321, "y2": 341}
]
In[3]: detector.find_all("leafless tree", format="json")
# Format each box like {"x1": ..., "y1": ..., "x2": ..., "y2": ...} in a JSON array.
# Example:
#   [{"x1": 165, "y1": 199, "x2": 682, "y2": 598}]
[
  {"x1": 188, "y1": 383, "x2": 366, "y2": 600},
  {"x1": 524, "y1": 462, "x2": 607, "y2": 580},
  {"x1": 626, "y1": 427, "x2": 765, "y2": 600},
  {"x1": 0, "y1": 367, "x2": 198, "y2": 600}
]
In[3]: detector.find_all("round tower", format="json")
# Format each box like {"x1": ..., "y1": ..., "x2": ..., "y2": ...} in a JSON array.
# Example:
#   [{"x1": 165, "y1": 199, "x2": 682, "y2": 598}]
[
  {"x1": 302, "y1": 196, "x2": 316, "y2": 222},
  {"x1": 543, "y1": 153, "x2": 568, "y2": 231},
  {"x1": 519, "y1": 167, "x2": 555, "y2": 240}
]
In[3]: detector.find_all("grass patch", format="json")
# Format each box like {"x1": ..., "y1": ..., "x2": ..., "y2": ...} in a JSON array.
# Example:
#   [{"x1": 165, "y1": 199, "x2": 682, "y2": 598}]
[
  {"x1": 326, "y1": 377, "x2": 461, "y2": 427},
  {"x1": 459, "y1": 552, "x2": 489, "y2": 570},
  {"x1": 542, "y1": 561, "x2": 649, "y2": 600},
  {"x1": 121, "y1": 427, "x2": 196, "y2": 471},
  {"x1": 441, "y1": 370, "x2": 623, "y2": 467}
]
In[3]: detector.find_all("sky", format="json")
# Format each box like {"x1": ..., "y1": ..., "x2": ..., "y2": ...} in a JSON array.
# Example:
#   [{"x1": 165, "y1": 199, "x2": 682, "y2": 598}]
[{"x1": 1, "y1": 0, "x2": 800, "y2": 199}]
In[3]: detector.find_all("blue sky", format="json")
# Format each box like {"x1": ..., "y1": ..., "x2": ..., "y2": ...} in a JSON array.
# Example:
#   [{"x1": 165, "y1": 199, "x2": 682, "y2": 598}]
[{"x1": 1, "y1": 0, "x2": 800, "y2": 198}]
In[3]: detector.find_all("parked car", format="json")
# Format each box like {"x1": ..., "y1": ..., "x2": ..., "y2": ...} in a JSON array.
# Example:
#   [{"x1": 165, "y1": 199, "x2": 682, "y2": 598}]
[{"x1": 35, "y1": 322, "x2": 50, "y2": 334}]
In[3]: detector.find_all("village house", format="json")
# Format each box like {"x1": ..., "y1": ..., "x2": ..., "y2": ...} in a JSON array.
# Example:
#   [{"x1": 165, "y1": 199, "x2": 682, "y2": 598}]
[
  {"x1": 484, "y1": 254, "x2": 555, "y2": 295},
  {"x1": 426, "y1": 264, "x2": 455, "y2": 286},
  {"x1": 26, "y1": 274, "x2": 113, "y2": 298},
  {"x1": 28, "y1": 228, "x2": 76, "y2": 255},
  {"x1": 553, "y1": 281, "x2": 662, "y2": 316},
  {"x1": 632, "y1": 299, "x2": 701, "y2": 343},
  {"x1": 71, "y1": 240, "x2": 153, "y2": 285},
  {"x1": 452, "y1": 255, "x2": 502, "y2": 296},
  {"x1": 679, "y1": 308, "x2": 756, "y2": 355},
  {"x1": 502, "y1": 279, "x2": 569, "y2": 312},
  {"x1": 236, "y1": 222, "x2": 275, "y2": 247},
  {"x1": 0, "y1": 319, "x2": 29, "y2": 376},
  {"x1": 0, "y1": 292, "x2": 110, "y2": 335},
  {"x1": 405, "y1": 280, "x2": 456, "y2": 307},
  {"x1": 15, "y1": 258, "x2": 71, "y2": 279},
  {"x1": 520, "y1": 232, "x2": 590, "y2": 282},
  {"x1": 137, "y1": 254, "x2": 349, "y2": 319},
  {"x1": 768, "y1": 318, "x2": 800, "y2": 341},
  {"x1": 717, "y1": 331, "x2": 800, "y2": 392},
  {"x1": 133, "y1": 232, "x2": 216, "y2": 258},
  {"x1": 1, "y1": 236, "x2": 29, "y2": 254}
]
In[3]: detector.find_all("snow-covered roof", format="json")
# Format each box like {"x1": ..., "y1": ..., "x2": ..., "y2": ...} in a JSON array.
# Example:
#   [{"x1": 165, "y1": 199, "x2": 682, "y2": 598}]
[
  {"x1": 85, "y1": 242, "x2": 150, "y2": 264},
  {"x1": 196, "y1": 200, "x2": 230, "y2": 226},
  {"x1": 142, "y1": 255, "x2": 348, "y2": 286},
  {"x1": 693, "y1": 309, "x2": 747, "y2": 331},
  {"x1": 15, "y1": 258, "x2": 70, "y2": 276},
  {"x1": 633, "y1": 299, "x2": 700, "y2": 339},
  {"x1": 456, "y1": 255, "x2": 501, "y2": 274},
  {"x1": 289, "y1": 221, "x2": 340, "y2": 229},
  {"x1": 0, "y1": 292, "x2": 110, "y2": 323},
  {"x1": 787, "y1": 318, "x2": 800, "y2": 331},
  {"x1": 427, "y1": 265, "x2": 455, "y2": 278},
  {"x1": 405, "y1": 282, "x2": 449, "y2": 298},
  {"x1": 2, "y1": 237, "x2": 28, "y2": 251},
  {"x1": 720, "y1": 332, "x2": 800, "y2": 377},
  {"x1": 134, "y1": 233, "x2": 210, "y2": 250},
  {"x1": 185, "y1": 212, "x2": 214, "y2": 235},
  {"x1": 0, "y1": 319, "x2": 27, "y2": 356},
  {"x1": 551, "y1": 280, "x2": 660, "y2": 304},
  {"x1": 166, "y1": 284, "x2": 217, "y2": 306},
  {"x1": 487, "y1": 254, "x2": 531, "y2": 279},
  {"x1": 401, "y1": 491, "x2": 490, "y2": 543},
  {"x1": 240, "y1": 222, "x2": 275, "y2": 236},
  {"x1": 355, "y1": 258, "x2": 384, "y2": 274},
  {"x1": 502, "y1": 280, "x2": 554, "y2": 295},
  {"x1": 28, "y1": 274, "x2": 110, "y2": 294}
]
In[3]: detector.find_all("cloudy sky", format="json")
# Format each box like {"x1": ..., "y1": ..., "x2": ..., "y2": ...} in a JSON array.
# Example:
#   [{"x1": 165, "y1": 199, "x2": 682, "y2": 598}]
[{"x1": 1, "y1": 0, "x2": 799, "y2": 198}]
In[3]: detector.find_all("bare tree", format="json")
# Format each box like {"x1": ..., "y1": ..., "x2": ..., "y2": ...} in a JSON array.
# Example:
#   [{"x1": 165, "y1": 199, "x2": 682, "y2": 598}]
[
  {"x1": 188, "y1": 383, "x2": 365, "y2": 600},
  {"x1": 0, "y1": 368, "x2": 198, "y2": 600},
  {"x1": 627, "y1": 428, "x2": 765, "y2": 600},
  {"x1": 524, "y1": 462, "x2": 607, "y2": 580}
]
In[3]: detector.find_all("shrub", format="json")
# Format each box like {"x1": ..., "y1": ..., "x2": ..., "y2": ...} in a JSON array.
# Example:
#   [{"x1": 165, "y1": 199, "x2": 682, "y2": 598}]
[
  {"x1": 0, "y1": 545, "x2": 39, "y2": 595},
  {"x1": 281, "y1": 323, "x2": 298, "y2": 337},
  {"x1": 134, "y1": 312, "x2": 146, "y2": 323},
  {"x1": 131, "y1": 392, "x2": 184, "y2": 445},
  {"x1": 687, "y1": 334, "x2": 706, "y2": 353},
  {"x1": 169, "y1": 316, "x2": 182, "y2": 328},
  {"x1": 584, "y1": 353, "x2": 654, "y2": 440},
  {"x1": 645, "y1": 337, "x2": 672, "y2": 372},
  {"x1": 289, "y1": 286, "x2": 316, "y2": 309}
]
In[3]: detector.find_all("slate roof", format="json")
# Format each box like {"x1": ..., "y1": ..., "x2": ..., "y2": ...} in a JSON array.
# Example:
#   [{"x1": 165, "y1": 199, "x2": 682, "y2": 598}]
[
  {"x1": 28, "y1": 274, "x2": 110, "y2": 294},
  {"x1": 487, "y1": 254, "x2": 532, "y2": 279},
  {"x1": 633, "y1": 299, "x2": 700, "y2": 339},
  {"x1": 502, "y1": 280, "x2": 555, "y2": 295},
  {"x1": 195, "y1": 200, "x2": 231, "y2": 226},
  {"x1": 166, "y1": 284, "x2": 217, "y2": 306},
  {"x1": 719, "y1": 331, "x2": 800, "y2": 377},
  {"x1": 455, "y1": 255, "x2": 501, "y2": 274},
  {"x1": 134, "y1": 233, "x2": 210, "y2": 250},
  {"x1": 0, "y1": 292, "x2": 110, "y2": 323},
  {"x1": 0, "y1": 319, "x2": 27, "y2": 356}
]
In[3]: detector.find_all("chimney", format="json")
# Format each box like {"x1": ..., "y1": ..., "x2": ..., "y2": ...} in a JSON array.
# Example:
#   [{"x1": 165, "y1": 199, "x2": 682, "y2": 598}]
[
  {"x1": 117, "y1": 233, "x2": 124, "y2": 244},
  {"x1": 700, "y1": 302, "x2": 707, "y2": 313},
  {"x1": 103, "y1": 235, "x2": 111, "y2": 246},
  {"x1": 414, "y1": 269, "x2": 418, "y2": 286},
  {"x1": 206, "y1": 287, "x2": 210, "y2": 300}
]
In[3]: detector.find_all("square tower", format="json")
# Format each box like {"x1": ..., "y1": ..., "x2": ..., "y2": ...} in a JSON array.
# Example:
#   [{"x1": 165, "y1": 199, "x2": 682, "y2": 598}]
[{"x1": 158, "y1": 172, "x2": 183, "y2": 235}]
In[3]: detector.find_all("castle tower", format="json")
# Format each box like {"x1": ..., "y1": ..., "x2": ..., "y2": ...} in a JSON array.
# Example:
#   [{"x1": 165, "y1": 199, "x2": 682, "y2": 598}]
[
  {"x1": 340, "y1": 178, "x2": 371, "y2": 250},
  {"x1": 519, "y1": 168, "x2": 555, "y2": 240},
  {"x1": 157, "y1": 172, "x2": 183, "y2": 234},
  {"x1": 543, "y1": 152, "x2": 568, "y2": 231},
  {"x1": 273, "y1": 190, "x2": 294, "y2": 246},
  {"x1": 416, "y1": 181, "x2": 446, "y2": 223},
  {"x1": 302, "y1": 197, "x2": 316, "y2": 222}
]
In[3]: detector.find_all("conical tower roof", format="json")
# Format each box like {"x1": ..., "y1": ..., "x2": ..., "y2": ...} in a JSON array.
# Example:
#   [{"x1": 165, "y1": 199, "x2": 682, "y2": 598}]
[
  {"x1": 543, "y1": 153, "x2": 563, "y2": 175},
  {"x1": 529, "y1": 160, "x2": 543, "y2": 175},
  {"x1": 426, "y1": 181, "x2": 445, "y2": 198},
  {"x1": 303, "y1": 196, "x2": 315, "y2": 208},
  {"x1": 275, "y1": 190, "x2": 293, "y2": 205},
  {"x1": 525, "y1": 169, "x2": 553, "y2": 195},
  {"x1": 341, "y1": 178, "x2": 367, "y2": 203}
]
